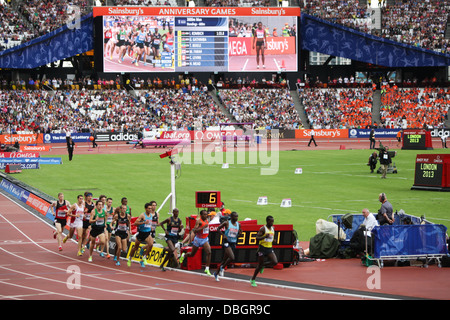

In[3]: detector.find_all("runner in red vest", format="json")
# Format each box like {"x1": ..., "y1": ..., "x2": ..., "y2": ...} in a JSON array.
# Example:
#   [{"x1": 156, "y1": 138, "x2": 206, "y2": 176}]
[
  {"x1": 51, "y1": 193, "x2": 70, "y2": 251},
  {"x1": 179, "y1": 210, "x2": 212, "y2": 276}
]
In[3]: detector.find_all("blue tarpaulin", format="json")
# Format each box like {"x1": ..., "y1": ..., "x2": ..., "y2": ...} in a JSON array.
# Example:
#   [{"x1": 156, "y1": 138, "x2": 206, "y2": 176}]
[{"x1": 372, "y1": 224, "x2": 448, "y2": 258}]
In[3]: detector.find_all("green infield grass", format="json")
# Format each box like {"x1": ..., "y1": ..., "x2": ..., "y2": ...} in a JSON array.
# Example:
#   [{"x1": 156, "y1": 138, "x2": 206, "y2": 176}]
[{"x1": 11, "y1": 148, "x2": 450, "y2": 241}]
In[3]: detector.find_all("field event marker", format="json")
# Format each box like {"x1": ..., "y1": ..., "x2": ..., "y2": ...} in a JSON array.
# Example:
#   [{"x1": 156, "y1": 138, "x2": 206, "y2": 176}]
[
  {"x1": 280, "y1": 199, "x2": 292, "y2": 208},
  {"x1": 257, "y1": 196, "x2": 268, "y2": 206}
]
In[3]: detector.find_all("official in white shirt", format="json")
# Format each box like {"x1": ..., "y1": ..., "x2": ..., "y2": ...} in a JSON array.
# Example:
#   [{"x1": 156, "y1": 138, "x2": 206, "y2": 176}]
[{"x1": 362, "y1": 208, "x2": 379, "y2": 237}]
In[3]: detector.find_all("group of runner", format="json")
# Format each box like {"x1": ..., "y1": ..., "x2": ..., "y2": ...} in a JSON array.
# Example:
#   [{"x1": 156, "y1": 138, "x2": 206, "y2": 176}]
[
  {"x1": 51, "y1": 192, "x2": 133, "y2": 264},
  {"x1": 104, "y1": 20, "x2": 174, "y2": 67},
  {"x1": 51, "y1": 192, "x2": 278, "y2": 286}
]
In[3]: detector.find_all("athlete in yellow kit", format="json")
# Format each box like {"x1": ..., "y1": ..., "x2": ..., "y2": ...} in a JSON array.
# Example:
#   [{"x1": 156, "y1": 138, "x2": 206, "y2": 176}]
[{"x1": 250, "y1": 215, "x2": 278, "y2": 287}]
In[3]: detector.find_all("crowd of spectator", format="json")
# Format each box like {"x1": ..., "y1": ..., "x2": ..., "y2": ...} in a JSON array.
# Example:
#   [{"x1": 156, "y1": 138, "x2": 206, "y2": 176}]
[
  {"x1": 0, "y1": 3, "x2": 33, "y2": 50},
  {"x1": 218, "y1": 87, "x2": 302, "y2": 130},
  {"x1": 303, "y1": 0, "x2": 372, "y2": 33},
  {"x1": 381, "y1": 0, "x2": 450, "y2": 54},
  {"x1": 1, "y1": 81, "x2": 449, "y2": 136},
  {"x1": 1, "y1": 0, "x2": 449, "y2": 53},
  {"x1": 0, "y1": 86, "x2": 231, "y2": 135},
  {"x1": 303, "y1": 0, "x2": 450, "y2": 54},
  {"x1": 17, "y1": 0, "x2": 89, "y2": 38},
  {"x1": 380, "y1": 85, "x2": 449, "y2": 129},
  {"x1": 298, "y1": 87, "x2": 373, "y2": 129}
]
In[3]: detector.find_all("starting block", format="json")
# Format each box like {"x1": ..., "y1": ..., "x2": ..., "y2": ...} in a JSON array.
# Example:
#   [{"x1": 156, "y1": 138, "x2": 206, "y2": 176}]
[
  {"x1": 280, "y1": 198, "x2": 292, "y2": 208},
  {"x1": 295, "y1": 168, "x2": 303, "y2": 174},
  {"x1": 257, "y1": 196, "x2": 268, "y2": 205}
]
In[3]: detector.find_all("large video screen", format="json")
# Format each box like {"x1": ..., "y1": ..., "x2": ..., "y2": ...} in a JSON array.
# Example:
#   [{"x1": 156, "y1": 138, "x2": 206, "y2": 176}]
[{"x1": 94, "y1": 7, "x2": 300, "y2": 73}]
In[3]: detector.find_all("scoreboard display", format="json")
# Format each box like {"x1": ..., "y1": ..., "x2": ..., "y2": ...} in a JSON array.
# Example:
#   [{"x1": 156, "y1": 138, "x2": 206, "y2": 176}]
[
  {"x1": 402, "y1": 129, "x2": 433, "y2": 150},
  {"x1": 207, "y1": 222, "x2": 294, "y2": 266},
  {"x1": 94, "y1": 7, "x2": 300, "y2": 73},
  {"x1": 175, "y1": 17, "x2": 228, "y2": 72},
  {"x1": 195, "y1": 191, "x2": 221, "y2": 208},
  {"x1": 412, "y1": 154, "x2": 450, "y2": 191}
]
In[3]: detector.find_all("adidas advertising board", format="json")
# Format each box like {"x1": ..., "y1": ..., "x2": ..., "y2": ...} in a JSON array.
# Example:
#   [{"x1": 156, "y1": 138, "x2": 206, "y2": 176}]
[{"x1": 94, "y1": 132, "x2": 139, "y2": 142}]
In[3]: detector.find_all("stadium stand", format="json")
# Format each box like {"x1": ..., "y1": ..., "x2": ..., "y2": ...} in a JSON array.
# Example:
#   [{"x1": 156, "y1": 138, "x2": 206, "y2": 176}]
[
  {"x1": 303, "y1": 0, "x2": 450, "y2": 53},
  {"x1": 381, "y1": 0, "x2": 450, "y2": 54},
  {"x1": 17, "y1": 0, "x2": 90, "y2": 38},
  {"x1": 0, "y1": 85, "x2": 231, "y2": 134},
  {"x1": 298, "y1": 87, "x2": 373, "y2": 129},
  {"x1": 0, "y1": 3, "x2": 33, "y2": 50},
  {"x1": 380, "y1": 85, "x2": 450, "y2": 129},
  {"x1": 218, "y1": 88, "x2": 302, "y2": 130}
]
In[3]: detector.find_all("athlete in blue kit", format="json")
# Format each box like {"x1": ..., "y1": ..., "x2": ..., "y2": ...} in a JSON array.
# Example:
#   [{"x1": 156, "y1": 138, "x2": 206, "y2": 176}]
[
  {"x1": 127, "y1": 202, "x2": 156, "y2": 267},
  {"x1": 213, "y1": 211, "x2": 242, "y2": 281}
]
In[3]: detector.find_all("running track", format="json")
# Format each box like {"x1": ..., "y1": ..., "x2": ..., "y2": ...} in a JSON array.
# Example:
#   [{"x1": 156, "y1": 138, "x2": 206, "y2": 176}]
[
  {"x1": 0, "y1": 191, "x2": 386, "y2": 302},
  {"x1": 2, "y1": 138, "x2": 449, "y2": 304}
]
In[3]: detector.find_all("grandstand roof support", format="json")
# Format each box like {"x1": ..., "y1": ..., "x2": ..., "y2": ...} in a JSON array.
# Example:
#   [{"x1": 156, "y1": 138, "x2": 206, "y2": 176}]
[{"x1": 323, "y1": 56, "x2": 336, "y2": 66}]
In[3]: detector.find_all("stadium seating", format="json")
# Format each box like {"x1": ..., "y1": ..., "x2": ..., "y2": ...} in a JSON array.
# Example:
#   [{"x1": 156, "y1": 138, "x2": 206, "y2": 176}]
[
  {"x1": 303, "y1": 0, "x2": 450, "y2": 53},
  {"x1": 218, "y1": 88, "x2": 302, "y2": 130},
  {"x1": 298, "y1": 87, "x2": 373, "y2": 129},
  {"x1": 381, "y1": 0, "x2": 450, "y2": 54},
  {"x1": 0, "y1": 3, "x2": 33, "y2": 50},
  {"x1": 0, "y1": 87, "x2": 230, "y2": 134},
  {"x1": 380, "y1": 85, "x2": 450, "y2": 129},
  {"x1": 17, "y1": 0, "x2": 89, "y2": 38}
]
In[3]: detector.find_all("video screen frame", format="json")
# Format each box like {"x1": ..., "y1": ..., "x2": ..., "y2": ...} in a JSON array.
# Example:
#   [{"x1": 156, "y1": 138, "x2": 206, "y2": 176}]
[{"x1": 94, "y1": 7, "x2": 300, "y2": 73}]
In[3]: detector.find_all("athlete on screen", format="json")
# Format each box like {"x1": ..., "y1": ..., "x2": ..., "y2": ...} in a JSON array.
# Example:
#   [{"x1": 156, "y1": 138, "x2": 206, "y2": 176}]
[
  {"x1": 151, "y1": 27, "x2": 162, "y2": 68},
  {"x1": 116, "y1": 24, "x2": 128, "y2": 64},
  {"x1": 132, "y1": 25, "x2": 147, "y2": 67},
  {"x1": 253, "y1": 21, "x2": 266, "y2": 69},
  {"x1": 162, "y1": 26, "x2": 174, "y2": 53}
]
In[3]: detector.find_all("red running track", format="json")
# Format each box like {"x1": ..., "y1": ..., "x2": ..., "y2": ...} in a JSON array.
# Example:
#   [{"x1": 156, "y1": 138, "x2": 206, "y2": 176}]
[{"x1": 0, "y1": 192, "x2": 376, "y2": 301}]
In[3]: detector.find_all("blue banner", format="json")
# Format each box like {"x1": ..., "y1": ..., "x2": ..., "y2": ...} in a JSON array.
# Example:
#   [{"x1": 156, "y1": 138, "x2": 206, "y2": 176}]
[
  {"x1": 0, "y1": 178, "x2": 53, "y2": 219},
  {"x1": 43, "y1": 133, "x2": 91, "y2": 144},
  {"x1": 348, "y1": 129, "x2": 401, "y2": 139},
  {"x1": 0, "y1": 158, "x2": 40, "y2": 164},
  {"x1": 0, "y1": 157, "x2": 60, "y2": 165},
  {"x1": 372, "y1": 224, "x2": 448, "y2": 258},
  {"x1": 0, "y1": 13, "x2": 93, "y2": 69},
  {"x1": 39, "y1": 158, "x2": 62, "y2": 165},
  {"x1": 300, "y1": 14, "x2": 450, "y2": 67},
  {"x1": 0, "y1": 179, "x2": 30, "y2": 202}
]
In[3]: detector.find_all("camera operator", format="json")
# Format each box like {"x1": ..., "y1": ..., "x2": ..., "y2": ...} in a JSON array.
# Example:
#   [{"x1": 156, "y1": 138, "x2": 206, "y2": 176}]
[
  {"x1": 379, "y1": 145, "x2": 391, "y2": 179},
  {"x1": 367, "y1": 151, "x2": 378, "y2": 173}
]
